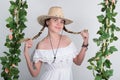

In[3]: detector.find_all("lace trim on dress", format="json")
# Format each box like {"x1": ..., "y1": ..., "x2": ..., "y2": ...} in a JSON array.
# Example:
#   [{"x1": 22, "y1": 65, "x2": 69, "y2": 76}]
[{"x1": 32, "y1": 42, "x2": 79, "y2": 64}]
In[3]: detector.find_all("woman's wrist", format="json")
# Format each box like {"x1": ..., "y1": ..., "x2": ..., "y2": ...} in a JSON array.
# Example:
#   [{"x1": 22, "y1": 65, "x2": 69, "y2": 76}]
[
  {"x1": 82, "y1": 42, "x2": 89, "y2": 50},
  {"x1": 24, "y1": 45, "x2": 29, "y2": 54},
  {"x1": 83, "y1": 40, "x2": 88, "y2": 45},
  {"x1": 82, "y1": 43, "x2": 88, "y2": 47}
]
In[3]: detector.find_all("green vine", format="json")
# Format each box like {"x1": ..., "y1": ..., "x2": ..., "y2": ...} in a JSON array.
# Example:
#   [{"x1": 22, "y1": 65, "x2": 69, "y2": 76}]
[
  {"x1": 87, "y1": 0, "x2": 120, "y2": 80},
  {"x1": 0, "y1": 0, "x2": 28, "y2": 80}
]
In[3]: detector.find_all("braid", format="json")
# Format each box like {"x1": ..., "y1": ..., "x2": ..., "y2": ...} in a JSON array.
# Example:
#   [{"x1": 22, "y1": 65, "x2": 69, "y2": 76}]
[
  {"x1": 32, "y1": 18, "x2": 50, "y2": 40},
  {"x1": 19, "y1": 20, "x2": 48, "y2": 43},
  {"x1": 63, "y1": 26, "x2": 81, "y2": 34},
  {"x1": 18, "y1": 18, "x2": 51, "y2": 43},
  {"x1": 32, "y1": 25, "x2": 45, "y2": 40},
  {"x1": 18, "y1": 26, "x2": 45, "y2": 43}
]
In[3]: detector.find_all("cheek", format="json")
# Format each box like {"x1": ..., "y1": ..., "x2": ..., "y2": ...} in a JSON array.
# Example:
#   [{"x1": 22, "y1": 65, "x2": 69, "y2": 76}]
[
  {"x1": 48, "y1": 21, "x2": 54, "y2": 26},
  {"x1": 61, "y1": 24, "x2": 64, "y2": 28}
]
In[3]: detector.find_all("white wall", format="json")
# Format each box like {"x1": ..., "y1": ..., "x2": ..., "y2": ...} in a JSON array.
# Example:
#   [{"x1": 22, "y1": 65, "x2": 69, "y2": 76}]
[{"x1": 0, "y1": 0, "x2": 120, "y2": 80}]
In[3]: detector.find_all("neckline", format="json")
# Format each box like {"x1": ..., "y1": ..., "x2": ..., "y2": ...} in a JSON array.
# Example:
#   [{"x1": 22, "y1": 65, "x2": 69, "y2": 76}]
[{"x1": 36, "y1": 42, "x2": 73, "y2": 51}]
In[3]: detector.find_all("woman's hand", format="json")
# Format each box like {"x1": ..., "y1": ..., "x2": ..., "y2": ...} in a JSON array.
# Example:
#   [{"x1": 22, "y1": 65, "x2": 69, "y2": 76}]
[
  {"x1": 24, "y1": 39, "x2": 33, "y2": 49},
  {"x1": 80, "y1": 29, "x2": 89, "y2": 44}
]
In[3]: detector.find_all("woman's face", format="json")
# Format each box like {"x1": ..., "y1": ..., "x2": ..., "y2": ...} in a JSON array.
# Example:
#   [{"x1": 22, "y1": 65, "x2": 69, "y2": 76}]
[{"x1": 47, "y1": 17, "x2": 65, "y2": 33}]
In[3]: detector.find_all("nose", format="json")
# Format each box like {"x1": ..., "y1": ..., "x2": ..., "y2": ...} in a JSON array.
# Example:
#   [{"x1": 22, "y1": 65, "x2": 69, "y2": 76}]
[
  {"x1": 56, "y1": 19, "x2": 63, "y2": 26},
  {"x1": 57, "y1": 21, "x2": 61, "y2": 25}
]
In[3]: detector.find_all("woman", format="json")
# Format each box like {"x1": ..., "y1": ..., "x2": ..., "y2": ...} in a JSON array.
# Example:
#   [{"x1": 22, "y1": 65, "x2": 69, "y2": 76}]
[{"x1": 24, "y1": 6, "x2": 89, "y2": 80}]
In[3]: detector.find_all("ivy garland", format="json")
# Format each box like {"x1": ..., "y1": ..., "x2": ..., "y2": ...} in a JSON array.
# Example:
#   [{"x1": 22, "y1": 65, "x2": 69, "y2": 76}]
[
  {"x1": 87, "y1": 0, "x2": 120, "y2": 80},
  {"x1": 0, "y1": 0, "x2": 28, "y2": 80}
]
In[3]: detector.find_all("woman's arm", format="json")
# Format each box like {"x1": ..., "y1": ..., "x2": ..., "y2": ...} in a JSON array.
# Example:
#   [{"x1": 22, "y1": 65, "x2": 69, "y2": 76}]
[
  {"x1": 73, "y1": 43, "x2": 88, "y2": 65},
  {"x1": 24, "y1": 39, "x2": 42, "y2": 77},
  {"x1": 73, "y1": 29, "x2": 89, "y2": 65}
]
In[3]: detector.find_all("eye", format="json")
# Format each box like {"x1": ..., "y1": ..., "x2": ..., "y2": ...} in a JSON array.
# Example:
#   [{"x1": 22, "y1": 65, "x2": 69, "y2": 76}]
[
  {"x1": 53, "y1": 18, "x2": 57, "y2": 21},
  {"x1": 61, "y1": 20, "x2": 65, "y2": 24}
]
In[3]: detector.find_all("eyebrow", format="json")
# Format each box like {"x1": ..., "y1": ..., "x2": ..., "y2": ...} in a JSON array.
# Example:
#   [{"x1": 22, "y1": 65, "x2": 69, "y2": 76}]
[
  {"x1": 51, "y1": 17, "x2": 65, "y2": 24},
  {"x1": 52, "y1": 17, "x2": 64, "y2": 21}
]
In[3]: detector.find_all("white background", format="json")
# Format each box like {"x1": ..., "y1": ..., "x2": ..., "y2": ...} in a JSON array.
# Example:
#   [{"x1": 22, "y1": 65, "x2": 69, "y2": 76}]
[{"x1": 0, "y1": 0, "x2": 120, "y2": 80}]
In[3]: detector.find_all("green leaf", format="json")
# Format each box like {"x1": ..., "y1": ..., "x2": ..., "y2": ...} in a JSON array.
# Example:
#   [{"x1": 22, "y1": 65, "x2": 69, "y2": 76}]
[
  {"x1": 103, "y1": 69, "x2": 113, "y2": 78},
  {"x1": 115, "y1": 27, "x2": 120, "y2": 31},
  {"x1": 101, "y1": 8, "x2": 105, "y2": 12},
  {"x1": 93, "y1": 38, "x2": 101, "y2": 46},
  {"x1": 88, "y1": 57, "x2": 96, "y2": 62},
  {"x1": 97, "y1": 15, "x2": 104, "y2": 23},
  {"x1": 19, "y1": 9, "x2": 27, "y2": 16},
  {"x1": 14, "y1": 57, "x2": 21, "y2": 62},
  {"x1": 95, "y1": 51, "x2": 102, "y2": 57},
  {"x1": 97, "y1": 30, "x2": 103, "y2": 35},
  {"x1": 19, "y1": 22, "x2": 27, "y2": 32},
  {"x1": 106, "y1": 12, "x2": 112, "y2": 19},
  {"x1": 6, "y1": 17, "x2": 13, "y2": 23},
  {"x1": 104, "y1": 48, "x2": 109, "y2": 55},
  {"x1": 112, "y1": 4, "x2": 116, "y2": 11},
  {"x1": 110, "y1": 24, "x2": 116, "y2": 32},
  {"x1": 106, "y1": 8, "x2": 110, "y2": 13},
  {"x1": 87, "y1": 66, "x2": 93, "y2": 70},
  {"x1": 11, "y1": 67, "x2": 19, "y2": 74},
  {"x1": 110, "y1": 38, "x2": 113, "y2": 43},
  {"x1": 1, "y1": 71, "x2": 6, "y2": 77},
  {"x1": 22, "y1": 1, "x2": 28, "y2": 8},
  {"x1": 111, "y1": 18, "x2": 116, "y2": 22},
  {"x1": 97, "y1": 57, "x2": 106, "y2": 69},
  {"x1": 113, "y1": 36, "x2": 118, "y2": 41},
  {"x1": 101, "y1": 32, "x2": 110, "y2": 39},
  {"x1": 112, "y1": 12, "x2": 118, "y2": 17},
  {"x1": 95, "y1": 74, "x2": 102, "y2": 80},
  {"x1": 0, "y1": 57, "x2": 7, "y2": 62},
  {"x1": 10, "y1": 1, "x2": 15, "y2": 5},
  {"x1": 93, "y1": 38, "x2": 98, "y2": 42},
  {"x1": 97, "y1": 27, "x2": 105, "y2": 35},
  {"x1": 104, "y1": 59, "x2": 112, "y2": 68},
  {"x1": 98, "y1": 2, "x2": 105, "y2": 6},
  {"x1": 109, "y1": 46, "x2": 118, "y2": 53},
  {"x1": 3, "y1": 52, "x2": 10, "y2": 56},
  {"x1": 9, "y1": 5, "x2": 16, "y2": 15}
]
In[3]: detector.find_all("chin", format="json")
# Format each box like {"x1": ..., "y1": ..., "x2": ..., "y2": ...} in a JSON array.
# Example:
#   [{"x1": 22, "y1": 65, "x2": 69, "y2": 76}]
[
  {"x1": 54, "y1": 29, "x2": 61, "y2": 32},
  {"x1": 54, "y1": 31, "x2": 61, "y2": 34}
]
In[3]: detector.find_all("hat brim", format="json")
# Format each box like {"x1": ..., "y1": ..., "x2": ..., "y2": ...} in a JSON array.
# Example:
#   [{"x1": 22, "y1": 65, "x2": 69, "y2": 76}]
[{"x1": 37, "y1": 15, "x2": 73, "y2": 26}]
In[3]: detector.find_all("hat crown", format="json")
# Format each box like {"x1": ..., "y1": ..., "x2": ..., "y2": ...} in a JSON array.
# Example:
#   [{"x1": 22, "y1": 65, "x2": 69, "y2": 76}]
[
  {"x1": 37, "y1": 6, "x2": 73, "y2": 26},
  {"x1": 48, "y1": 6, "x2": 64, "y2": 18}
]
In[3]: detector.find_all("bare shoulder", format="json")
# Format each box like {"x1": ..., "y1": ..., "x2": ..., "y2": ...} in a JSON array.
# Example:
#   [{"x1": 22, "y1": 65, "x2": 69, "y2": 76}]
[{"x1": 36, "y1": 38, "x2": 48, "y2": 49}]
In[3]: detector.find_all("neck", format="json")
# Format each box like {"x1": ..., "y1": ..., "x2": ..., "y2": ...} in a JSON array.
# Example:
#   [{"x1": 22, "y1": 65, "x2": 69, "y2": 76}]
[
  {"x1": 47, "y1": 32, "x2": 62, "y2": 63},
  {"x1": 47, "y1": 31, "x2": 62, "y2": 40}
]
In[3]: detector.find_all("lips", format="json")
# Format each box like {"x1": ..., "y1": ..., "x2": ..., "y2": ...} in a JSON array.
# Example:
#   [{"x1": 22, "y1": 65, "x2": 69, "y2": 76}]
[{"x1": 55, "y1": 26, "x2": 61, "y2": 30}]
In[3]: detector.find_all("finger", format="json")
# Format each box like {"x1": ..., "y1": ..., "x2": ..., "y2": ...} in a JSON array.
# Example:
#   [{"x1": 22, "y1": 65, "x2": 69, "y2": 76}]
[{"x1": 83, "y1": 29, "x2": 88, "y2": 32}]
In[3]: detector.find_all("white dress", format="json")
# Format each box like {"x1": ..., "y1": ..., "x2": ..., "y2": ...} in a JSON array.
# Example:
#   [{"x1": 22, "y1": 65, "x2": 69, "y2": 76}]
[{"x1": 33, "y1": 42, "x2": 78, "y2": 80}]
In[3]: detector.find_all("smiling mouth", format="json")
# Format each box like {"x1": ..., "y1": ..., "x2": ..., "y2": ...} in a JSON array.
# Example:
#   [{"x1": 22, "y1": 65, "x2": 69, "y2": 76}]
[{"x1": 55, "y1": 27, "x2": 61, "y2": 30}]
